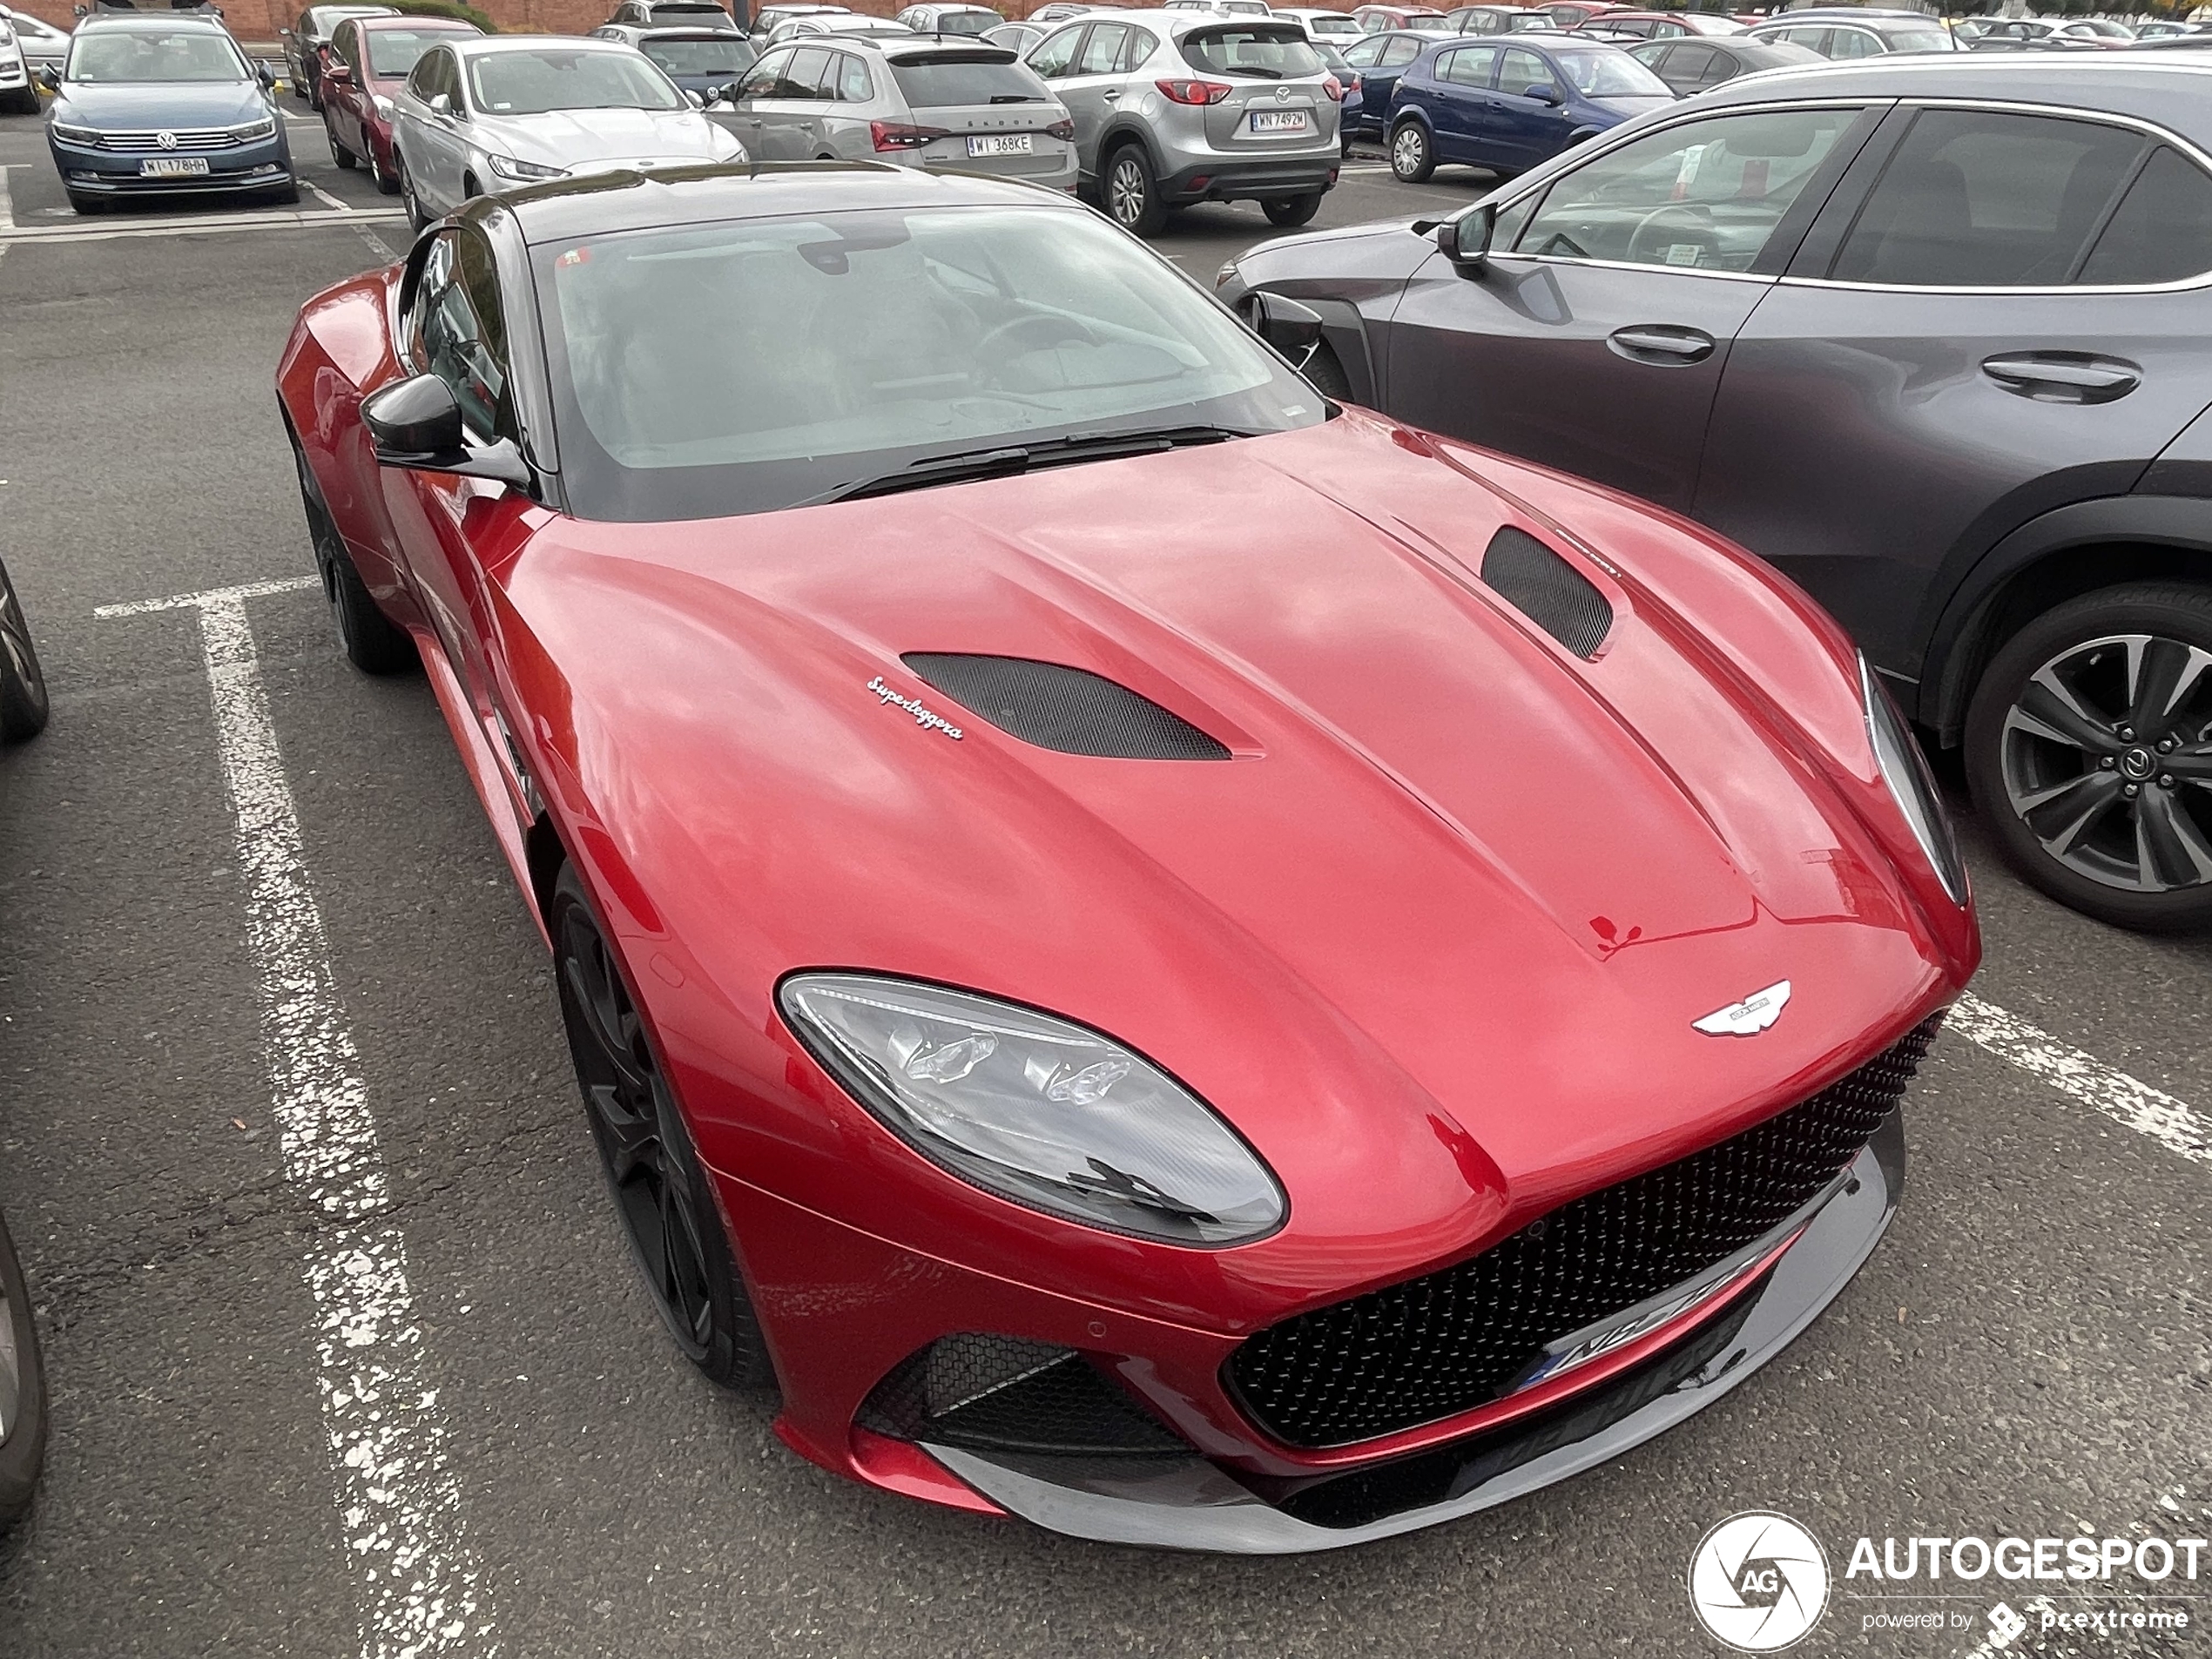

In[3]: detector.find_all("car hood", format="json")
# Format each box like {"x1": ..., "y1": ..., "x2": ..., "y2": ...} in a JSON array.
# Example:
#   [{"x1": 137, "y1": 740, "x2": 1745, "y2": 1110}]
[
  {"x1": 1588, "y1": 91, "x2": 1673, "y2": 117},
  {"x1": 500, "y1": 413, "x2": 1967, "y2": 1313},
  {"x1": 476, "y1": 105, "x2": 736, "y2": 167},
  {"x1": 52, "y1": 79, "x2": 268, "y2": 127}
]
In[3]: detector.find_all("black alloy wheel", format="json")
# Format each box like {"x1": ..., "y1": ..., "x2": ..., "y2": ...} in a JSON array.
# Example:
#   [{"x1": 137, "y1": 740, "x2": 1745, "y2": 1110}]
[
  {"x1": 1263, "y1": 192, "x2": 1322, "y2": 228},
  {"x1": 1104, "y1": 143, "x2": 1166, "y2": 237},
  {"x1": 290, "y1": 439, "x2": 415, "y2": 675},
  {"x1": 399, "y1": 155, "x2": 426, "y2": 231},
  {"x1": 550, "y1": 863, "x2": 774, "y2": 1389},
  {"x1": 1966, "y1": 582, "x2": 2212, "y2": 931},
  {"x1": 0, "y1": 558, "x2": 49, "y2": 744},
  {"x1": 327, "y1": 114, "x2": 357, "y2": 169},
  {"x1": 0, "y1": 1210, "x2": 48, "y2": 1533},
  {"x1": 368, "y1": 140, "x2": 399, "y2": 195}
]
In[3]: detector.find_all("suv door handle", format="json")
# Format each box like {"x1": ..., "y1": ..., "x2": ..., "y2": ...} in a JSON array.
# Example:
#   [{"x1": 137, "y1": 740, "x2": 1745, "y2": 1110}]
[
  {"x1": 1981, "y1": 353, "x2": 2141, "y2": 404},
  {"x1": 1102, "y1": 87, "x2": 1121, "y2": 99},
  {"x1": 1608, "y1": 325, "x2": 1716, "y2": 365}
]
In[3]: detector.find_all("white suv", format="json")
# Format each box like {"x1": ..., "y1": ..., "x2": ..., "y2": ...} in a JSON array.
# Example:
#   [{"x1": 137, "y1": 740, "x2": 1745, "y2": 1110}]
[{"x1": 1024, "y1": 8, "x2": 1342, "y2": 233}]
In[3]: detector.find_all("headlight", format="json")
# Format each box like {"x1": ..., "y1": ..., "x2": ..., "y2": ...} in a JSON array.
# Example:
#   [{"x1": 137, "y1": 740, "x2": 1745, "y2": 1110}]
[
  {"x1": 0, "y1": 24, "x2": 16, "y2": 44},
  {"x1": 49, "y1": 119, "x2": 100, "y2": 145},
  {"x1": 779, "y1": 973, "x2": 1286, "y2": 1246},
  {"x1": 1861, "y1": 653, "x2": 1968, "y2": 907},
  {"x1": 1216, "y1": 258, "x2": 1238, "y2": 290},
  {"x1": 231, "y1": 115, "x2": 276, "y2": 139},
  {"x1": 487, "y1": 152, "x2": 566, "y2": 181},
  {"x1": 371, "y1": 92, "x2": 394, "y2": 117}
]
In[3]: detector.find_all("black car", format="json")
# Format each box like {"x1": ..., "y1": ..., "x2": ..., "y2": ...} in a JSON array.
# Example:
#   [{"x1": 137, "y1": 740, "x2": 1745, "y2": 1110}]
[
  {"x1": 279, "y1": 3, "x2": 393, "y2": 108},
  {"x1": 0, "y1": 554, "x2": 50, "y2": 1535},
  {"x1": 604, "y1": 0, "x2": 746, "y2": 33},
  {"x1": 1221, "y1": 55, "x2": 2212, "y2": 931},
  {"x1": 1627, "y1": 31, "x2": 1822, "y2": 94}
]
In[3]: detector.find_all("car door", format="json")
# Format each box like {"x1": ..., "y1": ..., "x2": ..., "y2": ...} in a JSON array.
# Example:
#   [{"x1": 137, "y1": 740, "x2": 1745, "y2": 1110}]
[
  {"x1": 1422, "y1": 43, "x2": 1494, "y2": 162},
  {"x1": 1361, "y1": 31, "x2": 1421, "y2": 113},
  {"x1": 1383, "y1": 102, "x2": 1878, "y2": 512},
  {"x1": 326, "y1": 18, "x2": 361, "y2": 148},
  {"x1": 1696, "y1": 104, "x2": 2212, "y2": 677},
  {"x1": 398, "y1": 47, "x2": 456, "y2": 208},
  {"x1": 1051, "y1": 20, "x2": 1131, "y2": 165},
  {"x1": 1488, "y1": 44, "x2": 1570, "y2": 169},
  {"x1": 820, "y1": 49, "x2": 876, "y2": 158},
  {"x1": 721, "y1": 44, "x2": 787, "y2": 153},
  {"x1": 745, "y1": 44, "x2": 833, "y2": 155}
]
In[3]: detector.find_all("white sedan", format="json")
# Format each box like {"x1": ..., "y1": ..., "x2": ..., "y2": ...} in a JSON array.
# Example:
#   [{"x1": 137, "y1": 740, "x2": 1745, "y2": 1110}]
[{"x1": 392, "y1": 34, "x2": 745, "y2": 227}]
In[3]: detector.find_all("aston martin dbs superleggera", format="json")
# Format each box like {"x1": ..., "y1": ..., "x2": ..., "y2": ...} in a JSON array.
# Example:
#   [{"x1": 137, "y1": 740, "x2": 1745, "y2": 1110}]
[{"x1": 277, "y1": 161, "x2": 1979, "y2": 1552}]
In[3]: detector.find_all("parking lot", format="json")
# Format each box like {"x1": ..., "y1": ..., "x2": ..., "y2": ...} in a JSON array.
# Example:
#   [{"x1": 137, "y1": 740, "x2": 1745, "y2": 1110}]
[{"x1": 0, "y1": 91, "x2": 2207, "y2": 1659}]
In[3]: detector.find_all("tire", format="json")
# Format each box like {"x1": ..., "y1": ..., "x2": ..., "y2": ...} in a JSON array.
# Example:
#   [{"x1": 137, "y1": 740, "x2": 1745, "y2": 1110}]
[
  {"x1": 1965, "y1": 580, "x2": 2212, "y2": 932},
  {"x1": 4, "y1": 86, "x2": 37, "y2": 116},
  {"x1": 1303, "y1": 340, "x2": 1354, "y2": 403},
  {"x1": 291, "y1": 62, "x2": 311, "y2": 101},
  {"x1": 1390, "y1": 118, "x2": 1433, "y2": 184},
  {"x1": 291, "y1": 439, "x2": 415, "y2": 676},
  {"x1": 550, "y1": 862, "x2": 775, "y2": 1392},
  {"x1": 327, "y1": 117, "x2": 357, "y2": 169},
  {"x1": 0, "y1": 1210, "x2": 48, "y2": 1534},
  {"x1": 0, "y1": 557, "x2": 50, "y2": 745},
  {"x1": 1262, "y1": 192, "x2": 1322, "y2": 228},
  {"x1": 399, "y1": 153, "x2": 427, "y2": 230},
  {"x1": 1103, "y1": 141, "x2": 1167, "y2": 238},
  {"x1": 461, "y1": 172, "x2": 481, "y2": 204},
  {"x1": 370, "y1": 143, "x2": 399, "y2": 195}
]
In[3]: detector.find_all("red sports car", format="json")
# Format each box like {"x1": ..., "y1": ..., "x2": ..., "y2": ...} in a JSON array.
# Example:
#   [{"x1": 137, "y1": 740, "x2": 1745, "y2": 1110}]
[
  {"x1": 320, "y1": 14, "x2": 481, "y2": 194},
  {"x1": 277, "y1": 164, "x2": 1979, "y2": 1550}
]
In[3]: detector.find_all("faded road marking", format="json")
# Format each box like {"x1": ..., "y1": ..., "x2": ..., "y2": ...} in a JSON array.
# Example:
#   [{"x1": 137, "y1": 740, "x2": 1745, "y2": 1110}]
[
  {"x1": 1950, "y1": 992, "x2": 2209, "y2": 1168},
  {"x1": 96, "y1": 577, "x2": 496, "y2": 1659}
]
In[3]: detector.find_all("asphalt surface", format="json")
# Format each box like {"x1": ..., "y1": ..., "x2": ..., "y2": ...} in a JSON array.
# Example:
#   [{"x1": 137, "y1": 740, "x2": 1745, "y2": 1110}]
[{"x1": 0, "y1": 98, "x2": 2206, "y2": 1659}]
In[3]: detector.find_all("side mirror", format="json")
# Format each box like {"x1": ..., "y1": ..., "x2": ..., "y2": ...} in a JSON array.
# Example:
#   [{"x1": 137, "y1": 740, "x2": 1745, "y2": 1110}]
[
  {"x1": 1435, "y1": 202, "x2": 1493, "y2": 273},
  {"x1": 327, "y1": 62, "x2": 352, "y2": 84},
  {"x1": 37, "y1": 65, "x2": 59, "y2": 89},
  {"x1": 1521, "y1": 80, "x2": 1560, "y2": 103},
  {"x1": 685, "y1": 87, "x2": 705, "y2": 107},
  {"x1": 428, "y1": 91, "x2": 451, "y2": 114},
  {"x1": 1247, "y1": 290, "x2": 1325, "y2": 361},
  {"x1": 72, "y1": 3, "x2": 86, "y2": 16},
  {"x1": 361, "y1": 375, "x2": 535, "y2": 491},
  {"x1": 257, "y1": 59, "x2": 276, "y2": 84}
]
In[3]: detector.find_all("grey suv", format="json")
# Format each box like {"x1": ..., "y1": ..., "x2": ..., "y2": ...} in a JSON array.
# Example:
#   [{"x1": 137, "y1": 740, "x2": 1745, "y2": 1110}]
[
  {"x1": 1743, "y1": 7, "x2": 1957, "y2": 57},
  {"x1": 1220, "y1": 56, "x2": 2212, "y2": 930},
  {"x1": 1024, "y1": 9, "x2": 1341, "y2": 233}
]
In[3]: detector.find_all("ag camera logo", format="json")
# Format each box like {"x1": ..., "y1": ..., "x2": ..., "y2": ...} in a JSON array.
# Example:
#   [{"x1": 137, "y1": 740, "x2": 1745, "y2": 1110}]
[{"x1": 1689, "y1": 1512, "x2": 1831, "y2": 1651}]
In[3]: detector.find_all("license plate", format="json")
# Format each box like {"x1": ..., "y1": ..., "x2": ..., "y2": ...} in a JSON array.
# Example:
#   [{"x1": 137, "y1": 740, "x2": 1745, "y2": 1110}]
[
  {"x1": 966, "y1": 133, "x2": 1032, "y2": 157},
  {"x1": 1247, "y1": 110, "x2": 1308, "y2": 134},
  {"x1": 139, "y1": 157, "x2": 212, "y2": 178}
]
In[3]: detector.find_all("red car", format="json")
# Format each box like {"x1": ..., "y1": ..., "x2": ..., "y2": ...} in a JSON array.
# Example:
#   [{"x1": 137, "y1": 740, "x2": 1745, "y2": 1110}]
[
  {"x1": 277, "y1": 165, "x2": 1978, "y2": 1549},
  {"x1": 320, "y1": 14, "x2": 481, "y2": 194}
]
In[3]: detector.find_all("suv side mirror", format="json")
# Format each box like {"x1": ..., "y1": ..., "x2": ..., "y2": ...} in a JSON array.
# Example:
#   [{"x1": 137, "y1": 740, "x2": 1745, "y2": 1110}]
[
  {"x1": 361, "y1": 375, "x2": 535, "y2": 491},
  {"x1": 1246, "y1": 290, "x2": 1325, "y2": 361},
  {"x1": 1436, "y1": 202, "x2": 1493, "y2": 273}
]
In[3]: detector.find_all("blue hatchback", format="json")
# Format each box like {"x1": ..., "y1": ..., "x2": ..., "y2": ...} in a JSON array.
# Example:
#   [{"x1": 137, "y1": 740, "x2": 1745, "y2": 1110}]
[
  {"x1": 1384, "y1": 32, "x2": 1671, "y2": 180},
  {"x1": 44, "y1": 13, "x2": 296, "y2": 213}
]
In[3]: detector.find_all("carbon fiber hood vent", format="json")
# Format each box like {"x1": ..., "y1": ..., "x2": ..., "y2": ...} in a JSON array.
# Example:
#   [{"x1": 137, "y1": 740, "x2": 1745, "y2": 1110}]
[
  {"x1": 1480, "y1": 528, "x2": 1613, "y2": 660},
  {"x1": 901, "y1": 654, "x2": 1231, "y2": 759}
]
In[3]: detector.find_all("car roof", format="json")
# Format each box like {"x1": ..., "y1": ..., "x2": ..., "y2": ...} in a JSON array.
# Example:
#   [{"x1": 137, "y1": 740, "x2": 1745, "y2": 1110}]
[
  {"x1": 449, "y1": 31, "x2": 637, "y2": 55},
  {"x1": 75, "y1": 11, "x2": 230, "y2": 30},
  {"x1": 635, "y1": 24, "x2": 747, "y2": 36},
  {"x1": 355, "y1": 12, "x2": 475, "y2": 28},
  {"x1": 492, "y1": 158, "x2": 1083, "y2": 246},
  {"x1": 870, "y1": 33, "x2": 1015, "y2": 55},
  {"x1": 1693, "y1": 49, "x2": 2212, "y2": 131}
]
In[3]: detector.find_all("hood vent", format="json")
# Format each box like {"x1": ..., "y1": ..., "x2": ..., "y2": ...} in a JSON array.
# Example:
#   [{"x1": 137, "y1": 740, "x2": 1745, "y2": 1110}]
[
  {"x1": 1480, "y1": 527, "x2": 1613, "y2": 660},
  {"x1": 900, "y1": 654, "x2": 1231, "y2": 760}
]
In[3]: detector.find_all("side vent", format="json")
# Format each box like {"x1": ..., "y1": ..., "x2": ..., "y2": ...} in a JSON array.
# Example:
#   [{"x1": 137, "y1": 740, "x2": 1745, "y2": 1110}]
[
  {"x1": 1480, "y1": 527, "x2": 1613, "y2": 660},
  {"x1": 900, "y1": 654, "x2": 1231, "y2": 759}
]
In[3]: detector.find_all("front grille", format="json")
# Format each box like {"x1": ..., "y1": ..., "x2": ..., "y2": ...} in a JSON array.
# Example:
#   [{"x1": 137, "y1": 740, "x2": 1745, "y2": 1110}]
[
  {"x1": 91, "y1": 127, "x2": 252, "y2": 152},
  {"x1": 1227, "y1": 1015, "x2": 1942, "y2": 1448},
  {"x1": 859, "y1": 1333, "x2": 1189, "y2": 1458}
]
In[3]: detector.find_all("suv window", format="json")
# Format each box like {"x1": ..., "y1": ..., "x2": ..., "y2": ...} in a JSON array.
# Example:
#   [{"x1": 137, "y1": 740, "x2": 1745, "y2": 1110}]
[
  {"x1": 1514, "y1": 106, "x2": 1862, "y2": 271},
  {"x1": 736, "y1": 44, "x2": 789, "y2": 93},
  {"x1": 1076, "y1": 19, "x2": 1126, "y2": 71},
  {"x1": 410, "y1": 231, "x2": 513, "y2": 442},
  {"x1": 1116, "y1": 25, "x2": 1156, "y2": 70},
  {"x1": 1180, "y1": 24, "x2": 1324, "y2": 78},
  {"x1": 2078, "y1": 145, "x2": 2212, "y2": 285},
  {"x1": 1027, "y1": 23, "x2": 1082, "y2": 76},
  {"x1": 1832, "y1": 110, "x2": 2146, "y2": 287},
  {"x1": 890, "y1": 54, "x2": 1049, "y2": 105},
  {"x1": 782, "y1": 44, "x2": 831, "y2": 95}
]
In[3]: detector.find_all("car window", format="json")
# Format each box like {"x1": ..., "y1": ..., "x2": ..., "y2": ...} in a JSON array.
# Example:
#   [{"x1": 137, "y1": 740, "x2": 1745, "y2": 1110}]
[
  {"x1": 1379, "y1": 34, "x2": 1420, "y2": 65},
  {"x1": 642, "y1": 35, "x2": 753, "y2": 76},
  {"x1": 1026, "y1": 23, "x2": 1082, "y2": 76},
  {"x1": 832, "y1": 49, "x2": 867, "y2": 97},
  {"x1": 1076, "y1": 19, "x2": 1126, "y2": 71},
  {"x1": 891, "y1": 54, "x2": 1048, "y2": 105},
  {"x1": 1629, "y1": 39, "x2": 1670, "y2": 72},
  {"x1": 469, "y1": 47, "x2": 685, "y2": 112},
  {"x1": 1518, "y1": 105, "x2": 1861, "y2": 271},
  {"x1": 1881, "y1": 26, "x2": 1951, "y2": 51},
  {"x1": 1608, "y1": 17, "x2": 1651, "y2": 37},
  {"x1": 781, "y1": 44, "x2": 831, "y2": 95},
  {"x1": 1497, "y1": 45, "x2": 1548, "y2": 94},
  {"x1": 1827, "y1": 26, "x2": 1878, "y2": 58},
  {"x1": 737, "y1": 44, "x2": 790, "y2": 93},
  {"x1": 1343, "y1": 35, "x2": 1386, "y2": 64},
  {"x1": 1437, "y1": 44, "x2": 1492, "y2": 84},
  {"x1": 414, "y1": 231, "x2": 514, "y2": 442},
  {"x1": 1548, "y1": 44, "x2": 1668, "y2": 94},
  {"x1": 1662, "y1": 40, "x2": 1712, "y2": 79},
  {"x1": 2074, "y1": 145, "x2": 2212, "y2": 286},
  {"x1": 68, "y1": 27, "x2": 249, "y2": 82},
  {"x1": 1181, "y1": 23, "x2": 1325, "y2": 77},
  {"x1": 332, "y1": 19, "x2": 357, "y2": 66},
  {"x1": 368, "y1": 27, "x2": 467, "y2": 78},
  {"x1": 1831, "y1": 110, "x2": 2147, "y2": 287},
  {"x1": 1116, "y1": 24, "x2": 1156, "y2": 69}
]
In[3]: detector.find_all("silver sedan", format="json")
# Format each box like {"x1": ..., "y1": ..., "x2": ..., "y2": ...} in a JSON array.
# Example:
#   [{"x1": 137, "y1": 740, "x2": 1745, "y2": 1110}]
[{"x1": 391, "y1": 34, "x2": 745, "y2": 226}]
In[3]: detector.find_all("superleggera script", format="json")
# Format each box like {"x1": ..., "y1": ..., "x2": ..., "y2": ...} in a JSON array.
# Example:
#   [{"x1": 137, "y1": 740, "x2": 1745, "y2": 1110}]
[{"x1": 867, "y1": 677, "x2": 963, "y2": 740}]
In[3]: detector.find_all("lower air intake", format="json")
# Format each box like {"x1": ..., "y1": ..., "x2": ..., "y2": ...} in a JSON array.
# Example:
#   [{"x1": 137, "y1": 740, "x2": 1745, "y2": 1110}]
[
  {"x1": 858, "y1": 1333, "x2": 1189, "y2": 1458},
  {"x1": 901, "y1": 654, "x2": 1231, "y2": 759},
  {"x1": 1481, "y1": 526, "x2": 1614, "y2": 659},
  {"x1": 1226, "y1": 1014, "x2": 1944, "y2": 1448}
]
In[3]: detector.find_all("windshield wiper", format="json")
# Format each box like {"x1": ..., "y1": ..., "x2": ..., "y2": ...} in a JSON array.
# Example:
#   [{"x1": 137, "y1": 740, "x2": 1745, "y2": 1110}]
[
  {"x1": 806, "y1": 424, "x2": 1259, "y2": 506},
  {"x1": 988, "y1": 92, "x2": 1042, "y2": 102}
]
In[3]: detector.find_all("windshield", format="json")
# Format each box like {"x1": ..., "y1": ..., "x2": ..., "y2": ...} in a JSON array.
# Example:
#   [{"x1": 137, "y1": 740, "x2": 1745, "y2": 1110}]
[
  {"x1": 1402, "y1": 13, "x2": 1455, "y2": 29},
  {"x1": 643, "y1": 35, "x2": 753, "y2": 71},
  {"x1": 1551, "y1": 45, "x2": 1668, "y2": 93},
  {"x1": 536, "y1": 204, "x2": 1325, "y2": 521},
  {"x1": 1181, "y1": 24, "x2": 1325, "y2": 76},
  {"x1": 925, "y1": 9, "x2": 1002, "y2": 33},
  {"x1": 67, "y1": 27, "x2": 246, "y2": 81},
  {"x1": 468, "y1": 47, "x2": 683, "y2": 112},
  {"x1": 890, "y1": 53, "x2": 1049, "y2": 104},
  {"x1": 308, "y1": 4, "x2": 390, "y2": 35},
  {"x1": 1884, "y1": 25, "x2": 1952, "y2": 50},
  {"x1": 1305, "y1": 15, "x2": 1362, "y2": 37},
  {"x1": 366, "y1": 26, "x2": 465, "y2": 77}
]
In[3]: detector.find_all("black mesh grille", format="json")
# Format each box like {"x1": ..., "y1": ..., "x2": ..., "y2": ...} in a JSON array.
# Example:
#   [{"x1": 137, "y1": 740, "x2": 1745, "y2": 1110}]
[
  {"x1": 900, "y1": 654, "x2": 1231, "y2": 759},
  {"x1": 1481, "y1": 527, "x2": 1614, "y2": 659},
  {"x1": 1227, "y1": 1015, "x2": 1943, "y2": 1448},
  {"x1": 858, "y1": 1333, "x2": 1189, "y2": 1458}
]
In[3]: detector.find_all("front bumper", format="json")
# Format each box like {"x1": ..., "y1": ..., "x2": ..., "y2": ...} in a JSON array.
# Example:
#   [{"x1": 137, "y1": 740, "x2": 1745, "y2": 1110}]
[
  {"x1": 709, "y1": 1108, "x2": 1905, "y2": 1552},
  {"x1": 51, "y1": 133, "x2": 292, "y2": 196},
  {"x1": 1160, "y1": 155, "x2": 1339, "y2": 206}
]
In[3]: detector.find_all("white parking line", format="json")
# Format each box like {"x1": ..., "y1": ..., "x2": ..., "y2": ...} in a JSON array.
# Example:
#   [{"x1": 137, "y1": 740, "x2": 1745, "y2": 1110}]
[
  {"x1": 1950, "y1": 992, "x2": 2209, "y2": 1167},
  {"x1": 0, "y1": 206, "x2": 406, "y2": 246},
  {"x1": 306, "y1": 179, "x2": 354, "y2": 213},
  {"x1": 0, "y1": 167, "x2": 14, "y2": 233},
  {"x1": 95, "y1": 577, "x2": 497, "y2": 1659}
]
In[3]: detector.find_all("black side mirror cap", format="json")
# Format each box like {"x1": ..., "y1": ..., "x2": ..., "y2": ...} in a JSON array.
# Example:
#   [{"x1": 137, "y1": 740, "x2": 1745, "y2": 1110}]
[
  {"x1": 1436, "y1": 202, "x2": 1494, "y2": 273},
  {"x1": 1247, "y1": 290, "x2": 1325, "y2": 360},
  {"x1": 256, "y1": 59, "x2": 276, "y2": 84},
  {"x1": 361, "y1": 374, "x2": 536, "y2": 492},
  {"x1": 37, "y1": 66, "x2": 59, "y2": 88}
]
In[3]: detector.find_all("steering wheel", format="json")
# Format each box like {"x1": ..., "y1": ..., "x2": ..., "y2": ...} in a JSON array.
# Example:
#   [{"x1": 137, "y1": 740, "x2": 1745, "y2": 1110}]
[{"x1": 1624, "y1": 203, "x2": 1720, "y2": 268}]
